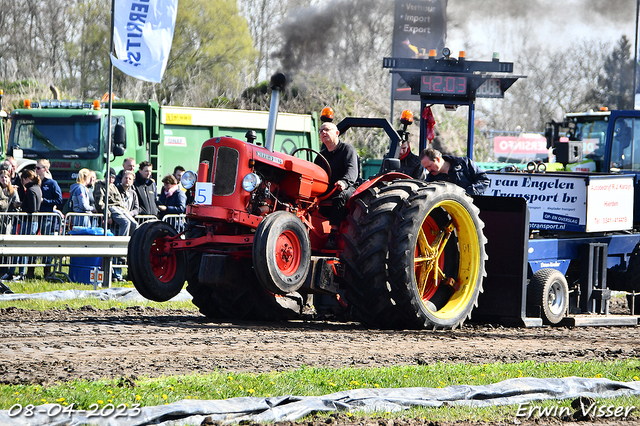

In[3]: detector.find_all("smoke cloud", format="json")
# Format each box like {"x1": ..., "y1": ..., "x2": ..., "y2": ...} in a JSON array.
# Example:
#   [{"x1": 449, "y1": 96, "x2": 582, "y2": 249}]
[
  {"x1": 275, "y1": 0, "x2": 345, "y2": 75},
  {"x1": 448, "y1": 0, "x2": 635, "y2": 25}
]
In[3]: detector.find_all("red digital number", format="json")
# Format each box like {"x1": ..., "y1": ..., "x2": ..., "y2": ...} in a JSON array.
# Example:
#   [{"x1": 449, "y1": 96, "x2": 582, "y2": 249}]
[
  {"x1": 433, "y1": 76, "x2": 442, "y2": 92},
  {"x1": 422, "y1": 75, "x2": 467, "y2": 95}
]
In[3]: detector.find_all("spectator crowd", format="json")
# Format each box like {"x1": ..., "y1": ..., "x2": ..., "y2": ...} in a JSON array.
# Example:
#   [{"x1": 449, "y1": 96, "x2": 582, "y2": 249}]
[{"x1": 0, "y1": 156, "x2": 187, "y2": 282}]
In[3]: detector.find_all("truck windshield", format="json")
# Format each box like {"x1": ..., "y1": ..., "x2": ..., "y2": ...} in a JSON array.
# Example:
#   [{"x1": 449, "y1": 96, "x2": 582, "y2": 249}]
[
  {"x1": 610, "y1": 117, "x2": 640, "y2": 172},
  {"x1": 10, "y1": 115, "x2": 101, "y2": 159},
  {"x1": 573, "y1": 118, "x2": 608, "y2": 159}
]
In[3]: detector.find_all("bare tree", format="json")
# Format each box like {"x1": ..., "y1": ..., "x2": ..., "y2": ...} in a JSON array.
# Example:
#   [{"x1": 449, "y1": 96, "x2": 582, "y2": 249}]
[{"x1": 477, "y1": 39, "x2": 611, "y2": 135}]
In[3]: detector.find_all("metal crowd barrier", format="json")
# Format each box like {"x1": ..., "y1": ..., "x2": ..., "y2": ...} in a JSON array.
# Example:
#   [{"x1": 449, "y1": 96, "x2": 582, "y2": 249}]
[
  {"x1": 0, "y1": 212, "x2": 186, "y2": 284},
  {"x1": 0, "y1": 212, "x2": 64, "y2": 269}
]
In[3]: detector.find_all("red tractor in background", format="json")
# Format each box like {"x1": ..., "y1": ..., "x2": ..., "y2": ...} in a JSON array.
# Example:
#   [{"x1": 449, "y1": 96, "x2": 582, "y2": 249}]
[{"x1": 127, "y1": 73, "x2": 487, "y2": 330}]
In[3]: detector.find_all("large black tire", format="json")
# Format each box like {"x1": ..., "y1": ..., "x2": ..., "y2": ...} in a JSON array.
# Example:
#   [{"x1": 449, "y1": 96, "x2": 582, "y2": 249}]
[
  {"x1": 625, "y1": 241, "x2": 640, "y2": 314},
  {"x1": 182, "y1": 222, "x2": 302, "y2": 321},
  {"x1": 184, "y1": 224, "x2": 224, "y2": 318},
  {"x1": 213, "y1": 257, "x2": 304, "y2": 321},
  {"x1": 625, "y1": 242, "x2": 640, "y2": 291},
  {"x1": 128, "y1": 221, "x2": 186, "y2": 302},
  {"x1": 527, "y1": 268, "x2": 569, "y2": 325},
  {"x1": 342, "y1": 180, "x2": 424, "y2": 328},
  {"x1": 387, "y1": 181, "x2": 487, "y2": 330},
  {"x1": 253, "y1": 211, "x2": 311, "y2": 294}
]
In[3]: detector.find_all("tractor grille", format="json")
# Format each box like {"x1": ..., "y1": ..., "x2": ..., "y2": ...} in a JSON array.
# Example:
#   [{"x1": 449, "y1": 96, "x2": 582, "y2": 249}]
[{"x1": 213, "y1": 146, "x2": 239, "y2": 196}]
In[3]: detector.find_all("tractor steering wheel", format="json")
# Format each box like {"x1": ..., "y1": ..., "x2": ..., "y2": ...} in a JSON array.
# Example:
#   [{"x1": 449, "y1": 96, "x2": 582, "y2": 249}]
[{"x1": 291, "y1": 147, "x2": 332, "y2": 181}]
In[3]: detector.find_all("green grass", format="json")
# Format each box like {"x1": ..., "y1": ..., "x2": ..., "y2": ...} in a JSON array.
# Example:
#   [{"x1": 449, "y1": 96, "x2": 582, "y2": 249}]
[
  {"x1": 2, "y1": 360, "x2": 640, "y2": 422},
  {"x1": 2, "y1": 277, "x2": 639, "y2": 423}
]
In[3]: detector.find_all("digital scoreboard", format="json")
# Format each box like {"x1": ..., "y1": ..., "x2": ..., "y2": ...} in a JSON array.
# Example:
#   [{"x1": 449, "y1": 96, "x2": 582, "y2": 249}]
[{"x1": 420, "y1": 75, "x2": 467, "y2": 96}]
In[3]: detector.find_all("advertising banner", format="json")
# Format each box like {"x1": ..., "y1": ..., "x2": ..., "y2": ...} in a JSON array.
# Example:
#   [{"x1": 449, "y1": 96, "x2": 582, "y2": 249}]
[
  {"x1": 111, "y1": 0, "x2": 179, "y2": 83},
  {"x1": 391, "y1": 0, "x2": 447, "y2": 101},
  {"x1": 485, "y1": 173, "x2": 634, "y2": 232},
  {"x1": 493, "y1": 134, "x2": 547, "y2": 159}
]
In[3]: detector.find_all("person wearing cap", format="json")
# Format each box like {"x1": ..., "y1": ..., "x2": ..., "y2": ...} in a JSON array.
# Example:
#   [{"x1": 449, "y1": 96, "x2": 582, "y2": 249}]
[{"x1": 94, "y1": 168, "x2": 137, "y2": 237}]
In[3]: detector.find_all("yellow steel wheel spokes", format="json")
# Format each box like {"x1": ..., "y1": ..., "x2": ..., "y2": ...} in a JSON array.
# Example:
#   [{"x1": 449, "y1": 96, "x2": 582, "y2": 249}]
[
  {"x1": 414, "y1": 221, "x2": 449, "y2": 299},
  {"x1": 413, "y1": 201, "x2": 480, "y2": 320}
]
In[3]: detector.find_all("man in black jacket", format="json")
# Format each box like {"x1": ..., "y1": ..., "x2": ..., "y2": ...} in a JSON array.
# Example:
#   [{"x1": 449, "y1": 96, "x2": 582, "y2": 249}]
[
  {"x1": 314, "y1": 122, "x2": 359, "y2": 249},
  {"x1": 420, "y1": 147, "x2": 489, "y2": 195},
  {"x1": 398, "y1": 139, "x2": 424, "y2": 179},
  {"x1": 134, "y1": 161, "x2": 159, "y2": 217}
]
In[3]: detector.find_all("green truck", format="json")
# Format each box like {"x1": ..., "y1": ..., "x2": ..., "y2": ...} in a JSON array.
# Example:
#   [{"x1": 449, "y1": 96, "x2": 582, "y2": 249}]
[{"x1": 6, "y1": 99, "x2": 321, "y2": 195}]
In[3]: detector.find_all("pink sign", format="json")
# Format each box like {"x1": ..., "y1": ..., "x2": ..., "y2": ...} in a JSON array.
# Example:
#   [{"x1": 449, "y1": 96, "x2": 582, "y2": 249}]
[{"x1": 494, "y1": 135, "x2": 547, "y2": 155}]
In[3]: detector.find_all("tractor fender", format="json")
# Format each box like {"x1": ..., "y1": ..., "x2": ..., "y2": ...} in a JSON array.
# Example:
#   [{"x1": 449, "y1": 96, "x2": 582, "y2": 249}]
[{"x1": 347, "y1": 172, "x2": 413, "y2": 210}]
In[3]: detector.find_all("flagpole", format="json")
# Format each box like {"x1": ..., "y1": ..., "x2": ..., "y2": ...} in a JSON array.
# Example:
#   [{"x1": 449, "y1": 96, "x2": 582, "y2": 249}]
[
  {"x1": 635, "y1": 0, "x2": 639, "y2": 109},
  {"x1": 102, "y1": 0, "x2": 116, "y2": 286}
]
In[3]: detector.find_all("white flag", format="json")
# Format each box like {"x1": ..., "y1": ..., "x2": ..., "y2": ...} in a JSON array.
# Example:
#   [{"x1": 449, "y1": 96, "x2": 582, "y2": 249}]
[{"x1": 111, "y1": 0, "x2": 178, "y2": 83}]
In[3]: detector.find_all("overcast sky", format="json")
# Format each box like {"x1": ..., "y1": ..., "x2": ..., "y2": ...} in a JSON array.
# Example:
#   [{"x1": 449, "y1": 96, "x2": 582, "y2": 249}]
[{"x1": 446, "y1": 0, "x2": 637, "y2": 62}]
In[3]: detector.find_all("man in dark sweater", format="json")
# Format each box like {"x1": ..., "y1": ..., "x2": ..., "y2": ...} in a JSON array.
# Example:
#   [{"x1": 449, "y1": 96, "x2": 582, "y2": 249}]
[
  {"x1": 420, "y1": 147, "x2": 489, "y2": 195},
  {"x1": 398, "y1": 139, "x2": 424, "y2": 179},
  {"x1": 134, "y1": 161, "x2": 159, "y2": 217},
  {"x1": 314, "y1": 122, "x2": 359, "y2": 249}
]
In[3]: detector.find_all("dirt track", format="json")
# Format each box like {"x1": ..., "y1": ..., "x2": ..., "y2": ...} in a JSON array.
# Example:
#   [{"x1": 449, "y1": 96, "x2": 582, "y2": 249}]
[{"x1": 0, "y1": 301, "x2": 639, "y2": 386}]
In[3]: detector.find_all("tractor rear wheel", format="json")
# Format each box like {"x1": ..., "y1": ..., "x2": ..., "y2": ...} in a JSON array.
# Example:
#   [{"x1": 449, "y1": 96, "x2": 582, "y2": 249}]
[
  {"x1": 213, "y1": 264, "x2": 304, "y2": 321},
  {"x1": 387, "y1": 181, "x2": 487, "y2": 330},
  {"x1": 253, "y1": 211, "x2": 311, "y2": 294},
  {"x1": 128, "y1": 220, "x2": 186, "y2": 302},
  {"x1": 625, "y1": 242, "x2": 640, "y2": 314},
  {"x1": 342, "y1": 180, "x2": 426, "y2": 328},
  {"x1": 527, "y1": 268, "x2": 569, "y2": 324}
]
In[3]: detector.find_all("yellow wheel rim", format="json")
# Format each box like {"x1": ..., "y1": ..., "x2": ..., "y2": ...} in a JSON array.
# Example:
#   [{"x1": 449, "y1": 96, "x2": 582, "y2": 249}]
[{"x1": 413, "y1": 200, "x2": 480, "y2": 320}]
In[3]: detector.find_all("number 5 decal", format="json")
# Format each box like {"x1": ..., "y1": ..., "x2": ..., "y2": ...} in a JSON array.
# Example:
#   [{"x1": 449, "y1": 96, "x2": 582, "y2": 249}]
[{"x1": 195, "y1": 182, "x2": 213, "y2": 205}]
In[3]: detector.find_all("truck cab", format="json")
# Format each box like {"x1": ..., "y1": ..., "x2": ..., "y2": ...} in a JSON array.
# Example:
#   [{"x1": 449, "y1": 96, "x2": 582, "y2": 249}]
[{"x1": 8, "y1": 100, "x2": 140, "y2": 195}]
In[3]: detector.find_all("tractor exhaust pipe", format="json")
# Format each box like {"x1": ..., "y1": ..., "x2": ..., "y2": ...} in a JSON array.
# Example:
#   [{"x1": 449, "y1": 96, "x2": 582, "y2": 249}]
[{"x1": 265, "y1": 73, "x2": 287, "y2": 152}]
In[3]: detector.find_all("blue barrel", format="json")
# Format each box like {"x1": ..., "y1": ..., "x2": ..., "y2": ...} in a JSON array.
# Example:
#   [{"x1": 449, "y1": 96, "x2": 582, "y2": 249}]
[{"x1": 68, "y1": 227, "x2": 114, "y2": 284}]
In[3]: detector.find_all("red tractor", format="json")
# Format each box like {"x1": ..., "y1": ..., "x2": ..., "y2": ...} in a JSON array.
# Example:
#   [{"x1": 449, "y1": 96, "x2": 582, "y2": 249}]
[{"x1": 128, "y1": 74, "x2": 487, "y2": 329}]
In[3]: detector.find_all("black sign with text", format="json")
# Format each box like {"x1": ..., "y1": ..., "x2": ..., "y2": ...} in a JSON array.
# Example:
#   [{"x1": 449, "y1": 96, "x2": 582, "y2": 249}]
[{"x1": 392, "y1": 0, "x2": 447, "y2": 101}]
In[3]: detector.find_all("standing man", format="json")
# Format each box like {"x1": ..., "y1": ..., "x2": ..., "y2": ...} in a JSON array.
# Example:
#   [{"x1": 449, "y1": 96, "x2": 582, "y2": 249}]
[
  {"x1": 94, "y1": 168, "x2": 137, "y2": 236},
  {"x1": 117, "y1": 170, "x2": 140, "y2": 219},
  {"x1": 314, "y1": 122, "x2": 359, "y2": 250},
  {"x1": 35, "y1": 159, "x2": 63, "y2": 278},
  {"x1": 115, "y1": 157, "x2": 136, "y2": 186},
  {"x1": 134, "y1": 161, "x2": 159, "y2": 217},
  {"x1": 398, "y1": 139, "x2": 424, "y2": 179},
  {"x1": 419, "y1": 147, "x2": 490, "y2": 195},
  {"x1": 173, "y1": 165, "x2": 185, "y2": 184},
  {"x1": 36, "y1": 159, "x2": 63, "y2": 215}
]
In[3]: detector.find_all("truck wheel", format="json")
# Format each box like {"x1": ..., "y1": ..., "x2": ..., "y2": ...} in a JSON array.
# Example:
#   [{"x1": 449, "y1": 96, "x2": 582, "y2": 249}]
[
  {"x1": 184, "y1": 225, "x2": 223, "y2": 318},
  {"x1": 527, "y1": 268, "x2": 569, "y2": 325},
  {"x1": 342, "y1": 180, "x2": 421, "y2": 328},
  {"x1": 253, "y1": 211, "x2": 311, "y2": 294},
  {"x1": 128, "y1": 220, "x2": 186, "y2": 302},
  {"x1": 387, "y1": 181, "x2": 487, "y2": 330}
]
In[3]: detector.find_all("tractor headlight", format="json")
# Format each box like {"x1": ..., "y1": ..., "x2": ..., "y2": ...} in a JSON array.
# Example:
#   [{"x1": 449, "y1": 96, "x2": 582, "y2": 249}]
[
  {"x1": 242, "y1": 173, "x2": 262, "y2": 192},
  {"x1": 181, "y1": 170, "x2": 197, "y2": 189}
]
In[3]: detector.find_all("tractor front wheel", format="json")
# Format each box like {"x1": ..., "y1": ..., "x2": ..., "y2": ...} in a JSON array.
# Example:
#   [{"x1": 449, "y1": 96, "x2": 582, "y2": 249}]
[
  {"x1": 128, "y1": 220, "x2": 186, "y2": 302},
  {"x1": 253, "y1": 211, "x2": 311, "y2": 294}
]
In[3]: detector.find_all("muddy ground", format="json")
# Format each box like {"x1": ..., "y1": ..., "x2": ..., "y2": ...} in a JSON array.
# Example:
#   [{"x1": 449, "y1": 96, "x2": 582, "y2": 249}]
[{"x1": 0, "y1": 299, "x2": 639, "y2": 425}]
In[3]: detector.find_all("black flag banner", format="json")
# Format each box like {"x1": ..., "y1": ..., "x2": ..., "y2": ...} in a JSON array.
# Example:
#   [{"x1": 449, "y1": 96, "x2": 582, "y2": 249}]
[{"x1": 391, "y1": 0, "x2": 447, "y2": 101}]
